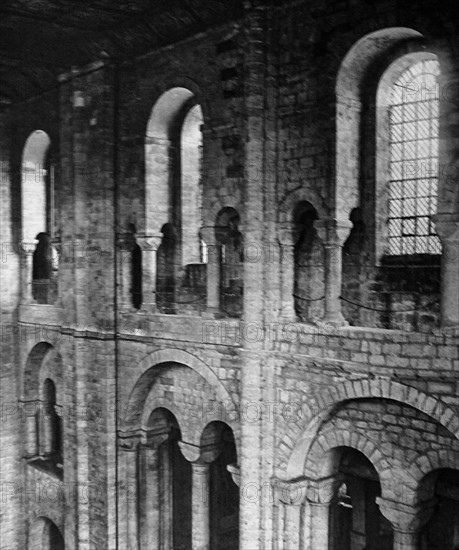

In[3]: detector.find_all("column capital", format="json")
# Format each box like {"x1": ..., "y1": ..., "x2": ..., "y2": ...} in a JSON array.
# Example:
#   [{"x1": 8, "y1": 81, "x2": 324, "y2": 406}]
[
  {"x1": 433, "y1": 212, "x2": 459, "y2": 243},
  {"x1": 141, "y1": 428, "x2": 170, "y2": 449},
  {"x1": 271, "y1": 477, "x2": 309, "y2": 506},
  {"x1": 376, "y1": 497, "x2": 437, "y2": 533},
  {"x1": 227, "y1": 463, "x2": 241, "y2": 487},
  {"x1": 178, "y1": 440, "x2": 222, "y2": 464},
  {"x1": 315, "y1": 218, "x2": 353, "y2": 247},
  {"x1": 21, "y1": 239, "x2": 38, "y2": 255},
  {"x1": 307, "y1": 475, "x2": 342, "y2": 506},
  {"x1": 118, "y1": 431, "x2": 142, "y2": 451},
  {"x1": 278, "y1": 222, "x2": 297, "y2": 247},
  {"x1": 136, "y1": 234, "x2": 162, "y2": 252}
]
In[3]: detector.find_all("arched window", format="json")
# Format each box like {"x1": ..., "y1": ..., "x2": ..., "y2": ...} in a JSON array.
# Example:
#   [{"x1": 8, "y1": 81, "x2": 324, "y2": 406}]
[
  {"x1": 215, "y1": 207, "x2": 243, "y2": 318},
  {"x1": 292, "y1": 201, "x2": 323, "y2": 322},
  {"x1": 180, "y1": 104, "x2": 205, "y2": 265},
  {"x1": 335, "y1": 32, "x2": 446, "y2": 331},
  {"x1": 22, "y1": 130, "x2": 51, "y2": 243},
  {"x1": 145, "y1": 88, "x2": 205, "y2": 313},
  {"x1": 42, "y1": 378, "x2": 62, "y2": 467},
  {"x1": 385, "y1": 58, "x2": 441, "y2": 256},
  {"x1": 22, "y1": 130, "x2": 58, "y2": 304}
]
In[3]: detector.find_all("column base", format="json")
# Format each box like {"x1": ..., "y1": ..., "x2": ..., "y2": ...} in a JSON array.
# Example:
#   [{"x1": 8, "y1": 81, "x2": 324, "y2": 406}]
[
  {"x1": 139, "y1": 302, "x2": 157, "y2": 315},
  {"x1": 320, "y1": 312, "x2": 349, "y2": 327},
  {"x1": 203, "y1": 307, "x2": 223, "y2": 319}
]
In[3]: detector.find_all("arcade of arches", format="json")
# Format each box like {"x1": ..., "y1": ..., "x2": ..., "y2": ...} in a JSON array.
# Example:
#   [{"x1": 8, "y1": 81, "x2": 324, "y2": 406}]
[{"x1": 1, "y1": 2, "x2": 459, "y2": 550}]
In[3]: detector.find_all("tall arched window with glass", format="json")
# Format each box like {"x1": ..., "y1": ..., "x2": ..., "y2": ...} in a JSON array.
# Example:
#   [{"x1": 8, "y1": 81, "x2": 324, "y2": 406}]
[{"x1": 387, "y1": 59, "x2": 441, "y2": 255}]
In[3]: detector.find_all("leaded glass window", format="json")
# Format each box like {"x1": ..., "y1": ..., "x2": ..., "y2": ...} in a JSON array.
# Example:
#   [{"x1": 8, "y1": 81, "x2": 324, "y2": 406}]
[{"x1": 387, "y1": 59, "x2": 441, "y2": 255}]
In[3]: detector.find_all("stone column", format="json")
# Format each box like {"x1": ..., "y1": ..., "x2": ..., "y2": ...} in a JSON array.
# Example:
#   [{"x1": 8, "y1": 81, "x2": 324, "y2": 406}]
[
  {"x1": 179, "y1": 441, "x2": 222, "y2": 550},
  {"x1": 433, "y1": 213, "x2": 459, "y2": 327},
  {"x1": 347, "y1": 478, "x2": 366, "y2": 550},
  {"x1": 117, "y1": 233, "x2": 136, "y2": 311},
  {"x1": 139, "y1": 431, "x2": 169, "y2": 550},
  {"x1": 42, "y1": 404, "x2": 55, "y2": 456},
  {"x1": 119, "y1": 435, "x2": 141, "y2": 550},
  {"x1": 159, "y1": 441, "x2": 173, "y2": 550},
  {"x1": 307, "y1": 476, "x2": 340, "y2": 550},
  {"x1": 272, "y1": 477, "x2": 310, "y2": 550},
  {"x1": 200, "y1": 227, "x2": 221, "y2": 316},
  {"x1": 192, "y1": 462, "x2": 210, "y2": 550},
  {"x1": 278, "y1": 223, "x2": 297, "y2": 321},
  {"x1": 315, "y1": 219, "x2": 352, "y2": 326},
  {"x1": 376, "y1": 497, "x2": 436, "y2": 550},
  {"x1": 21, "y1": 240, "x2": 37, "y2": 303},
  {"x1": 136, "y1": 234, "x2": 162, "y2": 314},
  {"x1": 51, "y1": 236, "x2": 61, "y2": 304},
  {"x1": 24, "y1": 404, "x2": 38, "y2": 457}
]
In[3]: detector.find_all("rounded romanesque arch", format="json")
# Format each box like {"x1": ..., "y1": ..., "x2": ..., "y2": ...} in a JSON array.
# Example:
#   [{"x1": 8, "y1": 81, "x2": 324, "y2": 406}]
[
  {"x1": 23, "y1": 343, "x2": 63, "y2": 402},
  {"x1": 278, "y1": 190, "x2": 326, "y2": 225},
  {"x1": 304, "y1": 430, "x2": 385, "y2": 479},
  {"x1": 207, "y1": 195, "x2": 244, "y2": 230},
  {"x1": 335, "y1": 27, "x2": 425, "y2": 220},
  {"x1": 283, "y1": 377, "x2": 459, "y2": 478},
  {"x1": 29, "y1": 516, "x2": 64, "y2": 550},
  {"x1": 122, "y1": 349, "x2": 239, "y2": 450}
]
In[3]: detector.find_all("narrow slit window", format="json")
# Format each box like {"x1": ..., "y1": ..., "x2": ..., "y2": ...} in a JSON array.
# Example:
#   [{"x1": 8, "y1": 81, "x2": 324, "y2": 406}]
[{"x1": 387, "y1": 59, "x2": 441, "y2": 255}]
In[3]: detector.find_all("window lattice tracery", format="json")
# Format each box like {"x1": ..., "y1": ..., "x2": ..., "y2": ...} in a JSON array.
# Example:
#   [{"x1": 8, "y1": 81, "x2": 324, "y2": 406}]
[{"x1": 387, "y1": 59, "x2": 441, "y2": 255}]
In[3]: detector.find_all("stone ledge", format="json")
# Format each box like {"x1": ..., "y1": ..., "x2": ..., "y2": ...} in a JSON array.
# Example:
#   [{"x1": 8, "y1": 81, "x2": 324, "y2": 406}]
[{"x1": 18, "y1": 304, "x2": 63, "y2": 326}]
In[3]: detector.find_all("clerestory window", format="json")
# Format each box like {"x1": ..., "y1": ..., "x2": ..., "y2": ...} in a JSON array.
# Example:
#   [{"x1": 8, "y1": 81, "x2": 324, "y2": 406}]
[{"x1": 387, "y1": 59, "x2": 441, "y2": 255}]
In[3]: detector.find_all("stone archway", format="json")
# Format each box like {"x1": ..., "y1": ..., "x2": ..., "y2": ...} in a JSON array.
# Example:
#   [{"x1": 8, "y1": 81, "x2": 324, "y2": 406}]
[
  {"x1": 29, "y1": 517, "x2": 64, "y2": 550},
  {"x1": 282, "y1": 377, "x2": 459, "y2": 479}
]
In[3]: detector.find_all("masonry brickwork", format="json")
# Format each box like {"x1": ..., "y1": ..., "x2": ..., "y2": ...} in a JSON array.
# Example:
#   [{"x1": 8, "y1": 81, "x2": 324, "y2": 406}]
[{"x1": 1, "y1": 0, "x2": 459, "y2": 549}]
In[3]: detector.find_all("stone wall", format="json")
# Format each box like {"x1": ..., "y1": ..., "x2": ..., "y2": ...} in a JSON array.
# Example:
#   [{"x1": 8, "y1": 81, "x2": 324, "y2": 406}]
[{"x1": 0, "y1": 1, "x2": 458, "y2": 549}]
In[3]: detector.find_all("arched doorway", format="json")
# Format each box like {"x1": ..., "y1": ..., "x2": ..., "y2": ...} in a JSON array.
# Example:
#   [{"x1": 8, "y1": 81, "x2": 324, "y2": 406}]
[
  {"x1": 329, "y1": 448, "x2": 393, "y2": 550},
  {"x1": 29, "y1": 517, "x2": 64, "y2": 550},
  {"x1": 420, "y1": 469, "x2": 459, "y2": 549}
]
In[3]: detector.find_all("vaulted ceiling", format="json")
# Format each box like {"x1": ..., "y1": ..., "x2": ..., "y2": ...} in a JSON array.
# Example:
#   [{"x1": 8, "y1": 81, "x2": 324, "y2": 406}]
[{"x1": 0, "y1": 0, "x2": 243, "y2": 106}]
